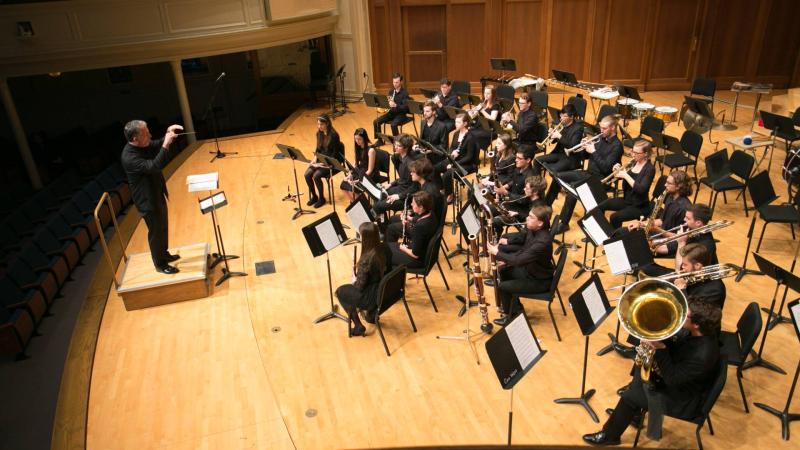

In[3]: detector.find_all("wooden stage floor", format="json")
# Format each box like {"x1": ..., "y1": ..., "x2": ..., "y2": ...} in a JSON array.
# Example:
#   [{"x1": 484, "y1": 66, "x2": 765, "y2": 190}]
[{"x1": 87, "y1": 93, "x2": 799, "y2": 449}]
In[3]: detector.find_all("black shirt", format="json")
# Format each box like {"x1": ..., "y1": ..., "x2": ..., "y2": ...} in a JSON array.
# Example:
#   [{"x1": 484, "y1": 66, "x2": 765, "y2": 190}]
[
  {"x1": 553, "y1": 121, "x2": 584, "y2": 156},
  {"x1": 435, "y1": 90, "x2": 461, "y2": 123},
  {"x1": 496, "y1": 228, "x2": 554, "y2": 279},
  {"x1": 661, "y1": 195, "x2": 690, "y2": 232},
  {"x1": 653, "y1": 334, "x2": 719, "y2": 419},
  {"x1": 449, "y1": 130, "x2": 480, "y2": 172},
  {"x1": 388, "y1": 153, "x2": 414, "y2": 198},
  {"x1": 121, "y1": 138, "x2": 170, "y2": 214},
  {"x1": 587, "y1": 135, "x2": 623, "y2": 177},
  {"x1": 495, "y1": 154, "x2": 516, "y2": 186},
  {"x1": 420, "y1": 118, "x2": 448, "y2": 151},
  {"x1": 686, "y1": 278, "x2": 726, "y2": 309},
  {"x1": 688, "y1": 231, "x2": 718, "y2": 265},
  {"x1": 510, "y1": 108, "x2": 539, "y2": 145},
  {"x1": 387, "y1": 88, "x2": 410, "y2": 117},
  {"x1": 316, "y1": 130, "x2": 342, "y2": 162},
  {"x1": 409, "y1": 214, "x2": 437, "y2": 260},
  {"x1": 505, "y1": 166, "x2": 536, "y2": 201},
  {"x1": 623, "y1": 161, "x2": 656, "y2": 208}
]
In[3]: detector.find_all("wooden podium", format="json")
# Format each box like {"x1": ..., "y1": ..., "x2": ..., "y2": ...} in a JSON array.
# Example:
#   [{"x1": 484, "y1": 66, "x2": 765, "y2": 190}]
[{"x1": 95, "y1": 193, "x2": 212, "y2": 311}]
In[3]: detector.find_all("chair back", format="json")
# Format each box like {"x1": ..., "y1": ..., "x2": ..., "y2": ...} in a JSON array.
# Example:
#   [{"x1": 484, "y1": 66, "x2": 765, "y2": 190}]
[
  {"x1": 496, "y1": 84, "x2": 515, "y2": 101},
  {"x1": 374, "y1": 148, "x2": 391, "y2": 182},
  {"x1": 651, "y1": 175, "x2": 668, "y2": 200},
  {"x1": 567, "y1": 96, "x2": 587, "y2": 119},
  {"x1": 679, "y1": 130, "x2": 703, "y2": 158},
  {"x1": 698, "y1": 356, "x2": 728, "y2": 418},
  {"x1": 452, "y1": 80, "x2": 470, "y2": 95},
  {"x1": 530, "y1": 91, "x2": 549, "y2": 111},
  {"x1": 747, "y1": 171, "x2": 778, "y2": 209},
  {"x1": 691, "y1": 78, "x2": 716, "y2": 98},
  {"x1": 640, "y1": 116, "x2": 665, "y2": 137},
  {"x1": 547, "y1": 248, "x2": 569, "y2": 297},
  {"x1": 422, "y1": 230, "x2": 444, "y2": 274},
  {"x1": 661, "y1": 134, "x2": 681, "y2": 154},
  {"x1": 596, "y1": 104, "x2": 619, "y2": 123},
  {"x1": 793, "y1": 106, "x2": 800, "y2": 126},
  {"x1": 736, "y1": 302, "x2": 763, "y2": 359},
  {"x1": 436, "y1": 194, "x2": 448, "y2": 229},
  {"x1": 703, "y1": 149, "x2": 730, "y2": 183},
  {"x1": 729, "y1": 150, "x2": 755, "y2": 181},
  {"x1": 535, "y1": 122, "x2": 548, "y2": 143},
  {"x1": 376, "y1": 265, "x2": 407, "y2": 315},
  {"x1": 544, "y1": 180, "x2": 559, "y2": 206}
]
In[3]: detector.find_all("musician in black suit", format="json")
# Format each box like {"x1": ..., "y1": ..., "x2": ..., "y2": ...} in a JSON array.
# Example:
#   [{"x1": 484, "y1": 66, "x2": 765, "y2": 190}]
[
  {"x1": 536, "y1": 104, "x2": 584, "y2": 173},
  {"x1": 437, "y1": 113, "x2": 479, "y2": 200},
  {"x1": 583, "y1": 298, "x2": 721, "y2": 446},
  {"x1": 433, "y1": 78, "x2": 461, "y2": 132},
  {"x1": 492, "y1": 175, "x2": 547, "y2": 236},
  {"x1": 304, "y1": 114, "x2": 342, "y2": 208},
  {"x1": 372, "y1": 134, "x2": 416, "y2": 216},
  {"x1": 597, "y1": 139, "x2": 656, "y2": 228},
  {"x1": 641, "y1": 203, "x2": 718, "y2": 277},
  {"x1": 120, "y1": 120, "x2": 182, "y2": 274},
  {"x1": 418, "y1": 101, "x2": 448, "y2": 165},
  {"x1": 389, "y1": 191, "x2": 437, "y2": 269},
  {"x1": 487, "y1": 205, "x2": 555, "y2": 324},
  {"x1": 373, "y1": 73, "x2": 410, "y2": 142},
  {"x1": 673, "y1": 243, "x2": 727, "y2": 310},
  {"x1": 501, "y1": 93, "x2": 539, "y2": 155},
  {"x1": 641, "y1": 170, "x2": 693, "y2": 257}
]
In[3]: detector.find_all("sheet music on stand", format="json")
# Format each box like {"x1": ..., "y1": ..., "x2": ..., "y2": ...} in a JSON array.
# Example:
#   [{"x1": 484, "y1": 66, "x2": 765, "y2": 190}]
[
  {"x1": 578, "y1": 209, "x2": 614, "y2": 247},
  {"x1": 359, "y1": 175, "x2": 384, "y2": 200},
  {"x1": 486, "y1": 310, "x2": 546, "y2": 390},
  {"x1": 187, "y1": 172, "x2": 219, "y2": 192},
  {"x1": 457, "y1": 203, "x2": 482, "y2": 241},
  {"x1": 199, "y1": 191, "x2": 227, "y2": 214},
  {"x1": 555, "y1": 176, "x2": 579, "y2": 198},
  {"x1": 575, "y1": 176, "x2": 608, "y2": 213},
  {"x1": 472, "y1": 182, "x2": 489, "y2": 207},
  {"x1": 602, "y1": 229, "x2": 652, "y2": 276},
  {"x1": 790, "y1": 298, "x2": 800, "y2": 341},
  {"x1": 345, "y1": 197, "x2": 374, "y2": 231},
  {"x1": 301, "y1": 212, "x2": 347, "y2": 257},
  {"x1": 570, "y1": 274, "x2": 614, "y2": 335}
]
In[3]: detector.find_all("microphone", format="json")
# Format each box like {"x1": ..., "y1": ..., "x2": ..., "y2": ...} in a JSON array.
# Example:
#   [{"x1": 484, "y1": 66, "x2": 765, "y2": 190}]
[{"x1": 215, "y1": 72, "x2": 226, "y2": 83}]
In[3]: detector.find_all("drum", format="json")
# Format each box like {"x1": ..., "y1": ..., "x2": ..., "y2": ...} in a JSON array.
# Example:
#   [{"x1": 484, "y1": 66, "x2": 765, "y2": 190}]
[
  {"x1": 633, "y1": 102, "x2": 655, "y2": 119},
  {"x1": 654, "y1": 106, "x2": 679, "y2": 123},
  {"x1": 783, "y1": 147, "x2": 800, "y2": 184},
  {"x1": 616, "y1": 98, "x2": 639, "y2": 120}
]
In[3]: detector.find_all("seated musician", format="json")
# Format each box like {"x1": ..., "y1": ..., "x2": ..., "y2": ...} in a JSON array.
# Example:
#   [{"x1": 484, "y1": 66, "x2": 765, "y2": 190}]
[
  {"x1": 372, "y1": 134, "x2": 416, "y2": 217},
  {"x1": 641, "y1": 203, "x2": 718, "y2": 277},
  {"x1": 492, "y1": 175, "x2": 547, "y2": 236},
  {"x1": 501, "y1": 93, "x2": 539, "y2": 155},
  {"x1": 304, "y1": 114, "x2": 342, "y2": 208},
  {"x1": 632, "y1": 170, "x2": 692, "y2": 256},
  {"x1": 583, "y1": 298, "x2": 721, "y2": 446},
  {"x1": 480, "y1": 133, "x2": 516, "y2": 189},
  {"x1": 673, "y1": 243, "x2": 726, "y2": 309},
  {"x1": 536, "y1": 104, "x2": 584, "y2": 173},
  {"x1": 341, "y1": 128, "x2": 377, "y2": 203},
  {"x1": 389, "y1": 191, "x2": 437, "y2": 269},
  {"x1": 487, "y1": 205, "x2": 555, "y2": 325},
  {"x1": 597, "y1": 139, "x2": 656, "y2": 228},
  {"x1": 433, "y1": 78, "x2": 461, "y2": 132},
  {"x1": 436, "y1": 113, "x2": 479, "y2": 201},
  {"x1": 373, "y1": 72, "x2": 410, "y2": 143},
  {"x1": 418, "y1": 101, "x2": 449, "y2": 165},
  {"x1": 470, "y1": 84, "x2": 503, "y2": 151},
  {"x1": 335, "y1": 222, "x2": 391, "y2": 337},
  {"x1": 386, "y1": 158, "x2": 442, "y2": 243}
]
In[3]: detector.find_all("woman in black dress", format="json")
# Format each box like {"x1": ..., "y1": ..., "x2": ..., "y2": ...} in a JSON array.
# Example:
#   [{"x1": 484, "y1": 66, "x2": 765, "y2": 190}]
[
  {"x1": 340, "y1": 127, "x2": 377, "y2": 203},
  {"x1": 389, "y1": 191, "x2": 437, "y2": 269},
  {"x1": 335, "y1": 222, "x2": 389, "y2": 337},
  {"x1": 597, "y1": 139, "x2": 656, "y2": 228},
  {"x1": 304, "y1": 114, "x2": 342, "y2": 208}
]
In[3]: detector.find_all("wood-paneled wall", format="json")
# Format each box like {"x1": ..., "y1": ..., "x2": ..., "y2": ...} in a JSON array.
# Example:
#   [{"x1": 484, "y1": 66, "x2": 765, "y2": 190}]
[{"x1": 368, "y1": 0, "x2": 800, "y2": 92}]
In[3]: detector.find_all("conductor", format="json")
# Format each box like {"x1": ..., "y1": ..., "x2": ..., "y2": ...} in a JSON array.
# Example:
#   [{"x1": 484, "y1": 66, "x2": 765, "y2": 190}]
[{"x1": 121, "y1": 120, "x2": 182, "y2": 274}]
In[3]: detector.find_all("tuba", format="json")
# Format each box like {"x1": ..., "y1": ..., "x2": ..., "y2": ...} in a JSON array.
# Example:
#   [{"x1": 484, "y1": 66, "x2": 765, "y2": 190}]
[{"x1": 617, "y1": 279, "x2": 688, "y2": 382}]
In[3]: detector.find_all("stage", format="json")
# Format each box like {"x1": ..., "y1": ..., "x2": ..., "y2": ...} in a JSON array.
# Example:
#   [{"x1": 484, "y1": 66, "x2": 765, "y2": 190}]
[{"x1": 83, "y1": 95, "x2": 798, "y2": 449}]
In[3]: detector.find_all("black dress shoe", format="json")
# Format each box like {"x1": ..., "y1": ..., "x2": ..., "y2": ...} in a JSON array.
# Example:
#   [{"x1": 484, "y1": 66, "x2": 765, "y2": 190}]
[
  {"x1": 156, "y1": 265, "x2": 180, "y2": 274},
  {"x1": 493, "y1": 316, "x2": 509, "y2": 327},
  {"x1": 313, "y1": 198, "x2": 326, "y2": 208},
  {"x1": 349, "y1": 324, "x2": 366, "y2": 337},
  {"x1": 364, "y1": 310, "x2": 376, "y2": 324},
  {"x1": 165, "y1": 253, "x2": 181, "y2": 263},
  {"x1": 306, "y1": 196, "x2": 318, "y2": 206},
  {"x1": 582, "y1": 431, "x2": 620, "y2": 446},
  {"x1": 483, "y1": 278, "x2": 496, "y2": 287}
]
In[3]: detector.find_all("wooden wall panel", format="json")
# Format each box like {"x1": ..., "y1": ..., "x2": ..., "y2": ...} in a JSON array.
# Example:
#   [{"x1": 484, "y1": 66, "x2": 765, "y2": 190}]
[
  {"x1": 646, "y1": 0, "x2": 703, "y2": 88},
  {"x1": 368, "y1": 0, "x2": 393, "y2": 84},
  {"x1": 501, "y1": 0, "x2": 543, "y2": 76},
  {"x1": 756, "y1": 0, "x2": 800, "y2": 79},
  {"x1": 402, "y1": 5, "x2": 446, "y2": 83},
  {"x1": 447, "y1": 2, "x2": 488, "y2": 83},
  {"x1": 598, "y1": 0, "x2": 649, "y2": 83},
  {"x1": 549, "y1": 0, "x2": 591, "y2": 79},
  {"x1": 703, "y1": 0, "x2": 759, "y2": 78}
]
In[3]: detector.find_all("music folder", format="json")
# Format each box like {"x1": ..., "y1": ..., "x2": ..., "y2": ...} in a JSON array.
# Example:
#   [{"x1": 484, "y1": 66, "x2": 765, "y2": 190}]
[
  {"x1": 569, "y1": 274, "x2": 613, "y2": 336},
  {"x1": 602, "y1": 229, "x2": 652, "y2": 275},
  {"x1": 575, "y1": 176, "x2": 608, "y2": 213},
  {"x1": 276, "y1": 143, "x2": 309, "y2": 163},
  {"x1": 301, "y1": 212, "x2": 347, "y2": 257},
  {"x1": 578, "y1": 208, "x2": 614, "y2": 247},
  {"x1": 486, "y1": 310, "x2": 546, "y2": 390},
  {"x1": 359, "y1": 174, "x2": 384, "y2": 200},
  {"x1": 345, "y1": 197, "x2": 374, "y2": 232},
  {"x1": 187, "y1": 172, "x2": 219, "y2": 192},
  {"x1": 457, "y1": 203, "x2": 481, "y2": 241}
]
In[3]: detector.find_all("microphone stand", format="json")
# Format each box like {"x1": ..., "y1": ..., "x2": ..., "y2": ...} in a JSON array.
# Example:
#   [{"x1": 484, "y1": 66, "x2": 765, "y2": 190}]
[{"x1": 202, "y1": 73, "x2": 237, "y2": 162}]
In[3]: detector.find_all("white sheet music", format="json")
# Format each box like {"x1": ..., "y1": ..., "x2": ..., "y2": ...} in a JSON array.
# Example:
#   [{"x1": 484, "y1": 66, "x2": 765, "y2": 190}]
[
  {"x1": 791, "y1": 301, "x2": 800, "y2": 336},
  {"x1": 360, "y1": 177, "x2": 383, "y2": 200},
  {"x1": 346, "y1": 202, "x2": 371, "y2": 231},
  {"x1": 461, "y1": 206, "x2": 482, "y2": 240},
  {"x1": 472, "y1": 182, "x2": 488, "y2": 206},
  {"x1": 582, "y1": 216, "x2": 609, "y2": 246},
  {"x1": 557, "y1": 177, "x2": 578, "y2": 197},
  {"x1": 507, "y1": 313, "x2": 539, "y2": 370},
  {"x1": 604, "y1": 240, "x2": 631, "y2": 275},
  {"x1": 582, "y1": 280, "x2": 607, "y2": 325},
  {"x1": 199, "y1": 192, "x2": 226, "y2": 211},
  {"x1": 576, "y1": 183, "x2": 597, "y2": 212},
  {"x1": 187, "y1": 172, "x2": 219, "y2": 192},
  {"x1": 315, "y1": 220, "x2": 341, "y2": 251}
]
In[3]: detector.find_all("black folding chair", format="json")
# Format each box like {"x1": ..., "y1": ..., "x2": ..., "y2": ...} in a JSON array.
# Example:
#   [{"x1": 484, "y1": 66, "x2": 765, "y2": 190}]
[
  {"x1": 514, "y1": 248, "x2": 568, "y2": 342},
  {"x1": 405, "y1": 230, "x2": 449, "y2": 312},
  {"x1": 697, "y1": 150, "x2": 754, "y2": 217},
  {"x1": 372, "y1": 266, "x2": 417, "y2": 356},
  {"x1": 719, "y1": 302, "x2": 762, "y2": 413},
  {"x1": 747, "y1": 171, "x2": 800, "y2": 252},
  {"x1": 567, "y1": 96, "x2": 588, "y2": 121}
]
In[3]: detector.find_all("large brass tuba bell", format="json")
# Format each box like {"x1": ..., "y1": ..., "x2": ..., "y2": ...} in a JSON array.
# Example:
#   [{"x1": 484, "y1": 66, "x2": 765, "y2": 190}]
[{"x1": 617, "y1": 279, "x2": 688, "y2": 382}]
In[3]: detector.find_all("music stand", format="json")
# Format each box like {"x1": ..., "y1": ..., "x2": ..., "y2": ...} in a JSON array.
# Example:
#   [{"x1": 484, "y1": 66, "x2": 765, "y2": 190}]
[
  {"x1": 597, "y1": 229, "x2": 653, "y2": 357},
  {"x1": 684, "y1": 96, "x2": 721, "y2": 144},
  {"x1": 359, "y1": 174, "x2": 385, "y2": 202},
  {"x1": 344, "y1": 197, "x2": 374, "y2": 246},
  {"x1": 277, "y1": 144, "x2": 315, "y2": 220},
  {"x1": 575, "y1": 176, "x2": 609, "y2": 214},
  {"x1": 615, "y1": 84, "x2": 643, "y2": 102},
  {"x1": 742, "y1": 253, "x2": 798, "y2": 374},
  {"x1": 444, "y1": 106, "x2": 467, "y2": 121},
  {"x1": 419, "y1": 88, "x2": 437, "y2": 99},
  {"x1": 331, "y1": 64, "x2": 351, "y2": 118},
  {"x1": 407, "y1": 100, "x2": 425, "y2": 116},
  {"x1": 574, "y1": 208, "x2": 614, "y2": 278},
  {"x1": 486, "y1": 310, "x2": 546, "y2": 445},
  {"x1": 197, "y1": 191, "x2": 248, "y2": 286},
  {"x1": 302, "y1": 212, "x2": 349, "y2": 324},
  {"x1": 364, "y1": 92, "x2": 390, "y2": 110},
  {"x1": 766, "y1": 239, "x2": 800, "y2": 330},
  {"x1": 490, "y1": 58, "x2": 517, "y2": 72},
  {"x1": 556, "y1": 273, "x2": 614, "y2": 422},
  {"x1": 753, "y1": 297, "x2": 800, "y2": 440}
]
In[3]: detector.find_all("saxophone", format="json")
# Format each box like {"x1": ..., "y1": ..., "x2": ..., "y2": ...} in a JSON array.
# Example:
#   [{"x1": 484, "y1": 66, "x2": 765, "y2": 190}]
[{"x1": 643, "y1": 190, "x2": 668, "y2": 237}]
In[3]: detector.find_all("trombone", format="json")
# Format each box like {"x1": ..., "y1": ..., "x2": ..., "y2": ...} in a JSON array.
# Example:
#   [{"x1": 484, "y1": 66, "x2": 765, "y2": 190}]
[
  {"x1": 607, "y1": 263, "x2": 739, "y2": 291},
  {"x1": 648, "y1": 220, "x2": 734, "y2": 250},
  {"x1": 565, "y1": 132, "x2": 602, "y2": 155}
]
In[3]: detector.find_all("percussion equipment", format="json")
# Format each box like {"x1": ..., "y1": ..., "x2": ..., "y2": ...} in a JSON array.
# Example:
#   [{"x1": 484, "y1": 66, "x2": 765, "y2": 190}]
[
  {"x1": 633, "y1": 102, "x2": 655, "y2": 119},
  {"x1": 654, "y1": 106, "x2": 679, "y2": 123},
  {"x1": 616, "y1": 98, "x2": 640, "y2": 120},
  {"x1": 782, "y1": 147, "x2": 800, "y2": 185}
]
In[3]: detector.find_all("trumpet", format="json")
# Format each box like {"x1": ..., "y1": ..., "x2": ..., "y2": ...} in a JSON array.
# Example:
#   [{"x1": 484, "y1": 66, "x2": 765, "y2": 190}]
[
  {"x1": 608, "y1": 263, "x2": 739, "y2": 291},
  {"x1": 601, "y1": 161, "x2": 634, "y2": 185},
  {"x1": 565, "y1": 132, "x2": 602, "y2": 155},
  {"x1": 648, "y1": 220, "x2": 734, "y2": 250},
  {"x1": 536, "y1": 122, "x2": 565, "y2": 150},
  {"x1": 467, "y1": 100, "x2": 486, "y2": 119}
]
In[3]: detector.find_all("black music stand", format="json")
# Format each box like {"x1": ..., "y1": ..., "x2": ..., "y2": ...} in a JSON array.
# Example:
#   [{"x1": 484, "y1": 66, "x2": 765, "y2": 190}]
[
  {"x1": 753, "y1": 297, "x2": 800, "y2": 440},
  {"x1": 202, "y1": 73, "x2": 237, "y2": 162},
  {"x1": 490, "y1": 58, "x2": 517, "y2": 72},
  {"x1": 742, "y1": 253, "x2": 798, "y2": 374},
  {"x1": 684, "y1": 96, "x2": 721, "y2": 144},
  {"x1": 363, "y1": 92, "x2": 390, "y2": 111},
  {"x1": 277, "y1": 144, "x2": 315, "y2": 220},
  {"x1": 344, "y1": 197, "x2": 374, "y2": 246},
  {"x1": 331, "y1": 64, "x2": 351, "y2": 118},
  {"x1": 764, "y1": 239, "x2": 800, "y2": 330},
  {"x1": 457, "y1": 92, "x2": 482, "y2": 107},
  {"x1": 419, "y1": 88, "x2": 437, "y2": 99},
  {"x1": 574, "y1": 208, "x2": 614, "y2": 279},
  {"x1": 556, "y1": 274, "x2": 614, "y2": 423},
  {"x1": 302, "y1": 212, "x2": 349, "y2": 324},
  {"x1": 407, "y1": 100, "x2": 425, "y2": 116},
  {"x1": 485, "y1": 310, "x2": 546, "y2": 446},
  {"x1": 198, "y1": 191, "x2": 247, "y2": 286},
  {"x1": 615, "y1": 84, "x2": 643, "y2": 101},
  {"x1": 445, "y1": 160, "x2": 472, "y2": 259},
  {"x1": 596, "y1": 229, "x2": 653, "y2": 357},
  {"x1": 575, "y1": 176, "x2": 609, "y2": 215},
  {"x1": 443, "y1": 105, "x2": 467, "y2": 121}
]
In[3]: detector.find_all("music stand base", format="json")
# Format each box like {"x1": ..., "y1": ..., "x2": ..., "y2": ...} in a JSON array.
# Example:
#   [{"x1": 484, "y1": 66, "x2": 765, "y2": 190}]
[
  {"x1": 572, "y1": 261, "x2": 603, "y2": 280},
  {"x1": 597, "y1": 332, "x2": 631, "y2": 357},
  {"x1": 447, "y1": 243, "x2": 469, "y2": 259},
  {"x1": 753, "y1": 403, "x2": 799, "y2": 441},
  {"x1": 313, "y1": 306, "x2": 348, "y2": 324},
  {"x1": 742, "y1": 353, "x2": 787, "y2": 375},
  {"x1": 555, "y1": 389, "x2": 599, "y2": 423},
  {"x1": 292, "y1": 208, "x2": 316, "y2": 220},
  {"x1": 735, "y1": 266, "x2": 763, "y2": 282},
  {"x1": 282, "y1": 193, "x2": 300, "y2": 202},
  {"x1": 762, "y1": 307, "x2": 793, "y2": 330},
  {"x1": 215, "y1": 268, "x2": 247, "y2": 286},
  {"x1": 209, "y1": 253, "x2": 239, "y2": 270},
  {"x1": 209, "y1": 150, "x2": 239, "y2": 162}
]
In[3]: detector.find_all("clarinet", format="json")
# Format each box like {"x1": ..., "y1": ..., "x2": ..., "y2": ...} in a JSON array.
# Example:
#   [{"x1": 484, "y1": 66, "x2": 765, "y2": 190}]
[{"x1": 401, "y1": 195, "x2": 411, "y2": 246}]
